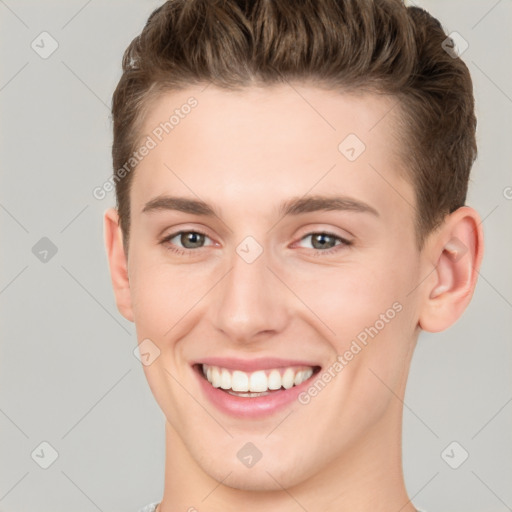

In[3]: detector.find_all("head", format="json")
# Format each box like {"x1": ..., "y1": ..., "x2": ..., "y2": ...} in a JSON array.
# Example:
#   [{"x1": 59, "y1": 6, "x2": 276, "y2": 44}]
[{"x1": 105, "y1": 0, "x2": 483, "y2": 493}]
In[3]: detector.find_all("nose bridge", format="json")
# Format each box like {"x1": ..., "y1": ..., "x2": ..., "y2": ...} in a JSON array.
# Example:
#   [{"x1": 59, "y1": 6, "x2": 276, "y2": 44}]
[{"x1": 211, "y1": 240, "x2": 288, "y2": 342}]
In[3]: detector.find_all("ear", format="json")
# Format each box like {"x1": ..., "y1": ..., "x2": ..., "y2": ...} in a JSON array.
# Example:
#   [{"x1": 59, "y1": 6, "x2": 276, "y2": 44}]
[
  {"x1": 103, "y1": 208, "x2": 134, "y2": 322},
  {"x1": 418, "y1": 206, "x2": 484, "y2": 332}
]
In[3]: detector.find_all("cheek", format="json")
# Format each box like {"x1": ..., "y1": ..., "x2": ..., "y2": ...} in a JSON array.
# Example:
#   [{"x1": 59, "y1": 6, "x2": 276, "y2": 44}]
[
  {"x1": 131, "y1": 277, "x2": 173, "y2": 336},
  {"x1": 128, "y1": 260, "x2": 202, "y2": 415},
  {"x1": 284, "y1": 253, "x2": 417, "y2": 376},
  {"x1": 287, "y1": 261, "x2": 406, "y2": 333},
  {"x1": 128, "y1": 255, "x2": 197, "y2": 334}
]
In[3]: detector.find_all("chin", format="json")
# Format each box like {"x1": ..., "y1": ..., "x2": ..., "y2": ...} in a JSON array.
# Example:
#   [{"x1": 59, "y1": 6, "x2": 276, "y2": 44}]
[
  {"x1": 221, "y1": 470, "x2": 291, "y2": 492},
  {"x1": 200, "y1": 456, "x2": 309, "y2": 492}
]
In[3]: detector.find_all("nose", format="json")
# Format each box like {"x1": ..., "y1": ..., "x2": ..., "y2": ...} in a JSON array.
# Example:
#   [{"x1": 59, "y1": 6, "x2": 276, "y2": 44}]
[{"x1": 211, "y1": 242, "x2": 291, "y2": 344}]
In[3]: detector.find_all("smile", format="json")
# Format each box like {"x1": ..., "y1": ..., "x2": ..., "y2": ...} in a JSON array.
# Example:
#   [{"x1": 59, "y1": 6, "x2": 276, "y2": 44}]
[
  {"x1": 202, "y1": 364, "x2": 315, "y2": 397},
  {"x1": 193, "y1": 359, "x2": 321, "y2": 418}
]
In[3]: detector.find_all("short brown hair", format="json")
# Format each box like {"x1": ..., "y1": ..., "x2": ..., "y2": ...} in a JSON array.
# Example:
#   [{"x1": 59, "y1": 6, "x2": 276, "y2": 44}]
[{"x1": 111, "y1": 0, "x2": 477, "y2": 251}]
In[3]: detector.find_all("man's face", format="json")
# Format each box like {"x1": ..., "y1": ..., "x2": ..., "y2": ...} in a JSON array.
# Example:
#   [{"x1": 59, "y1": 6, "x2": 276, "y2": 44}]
[{"x1": 122, "y1": 84, "x2": 424, "y2": 489}]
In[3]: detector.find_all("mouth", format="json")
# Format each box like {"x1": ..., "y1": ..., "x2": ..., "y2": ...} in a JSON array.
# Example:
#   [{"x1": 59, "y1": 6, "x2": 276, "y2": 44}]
[
  {"x1": 198, "y1": 364, "x2": 319, "y2": 396},
  {"x1": 192, "y1": 359, "x2": 321, "y2": 417}
]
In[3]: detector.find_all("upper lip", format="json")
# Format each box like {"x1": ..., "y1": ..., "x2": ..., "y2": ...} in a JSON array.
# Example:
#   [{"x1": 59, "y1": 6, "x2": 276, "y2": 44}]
[{"x1": 193, "y1": 357, "x2": 321, "y2": 372}]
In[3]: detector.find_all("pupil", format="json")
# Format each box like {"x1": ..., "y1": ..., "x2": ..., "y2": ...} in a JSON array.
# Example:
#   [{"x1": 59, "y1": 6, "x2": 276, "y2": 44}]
[
  {"x1": 182, "y1": 232, "x2": 204, "y2": 248},
  {"x1": 314, "y1": 234, "x2": 333, "y2": 249}
]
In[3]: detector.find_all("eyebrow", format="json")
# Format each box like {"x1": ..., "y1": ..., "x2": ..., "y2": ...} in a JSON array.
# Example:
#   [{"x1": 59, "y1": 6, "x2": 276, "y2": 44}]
[
  {"x1": 141, "y1": 194, "x2": 379, "y2": 218},
  {"x1": 278, "y1": 195, "x2": 379, "y2": 217}
]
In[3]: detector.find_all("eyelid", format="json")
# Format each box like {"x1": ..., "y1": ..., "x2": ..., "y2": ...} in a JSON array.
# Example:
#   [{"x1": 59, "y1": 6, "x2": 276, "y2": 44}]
[{"x1": 158, "y1": 221, "x2": 213, "y2": 238}]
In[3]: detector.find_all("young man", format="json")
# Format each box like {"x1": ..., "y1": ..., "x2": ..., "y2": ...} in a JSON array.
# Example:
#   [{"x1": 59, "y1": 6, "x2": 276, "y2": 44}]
[{"x1": 104, "y1": 1, "x2": 483, "y2": 511}]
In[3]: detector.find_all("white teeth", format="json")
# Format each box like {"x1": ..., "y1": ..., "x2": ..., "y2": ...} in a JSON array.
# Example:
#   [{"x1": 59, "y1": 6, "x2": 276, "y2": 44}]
[
  {"x1": 211, "y1": 367, "x2": 221, "y2": 388},
  {"x1": 268, "y1": 369, "x2": 282, "y2": 390},
  {"x1": 220, "y1": 369, "x2": 231, "y2": 390},
  {"x1": 201, "y1": 364, "x2": 315, "y2": 393},
  {"x1": 231, "y1": 370, "x2": 249, "y2": 392},
  {"x1": 282, "y1": 368, "x2": 295, "y2": 389},
  {"x1": 294, "y1": 368, "x2": 313, "y2": 385},
  {"x1": 249, "y1": 370, "x2": 268, "y2": 392}
]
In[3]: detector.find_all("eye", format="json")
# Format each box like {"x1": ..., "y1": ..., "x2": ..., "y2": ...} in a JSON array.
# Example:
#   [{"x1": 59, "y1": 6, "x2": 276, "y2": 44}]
[
  {"x1": 296, "y1": 231, "x2": 352, "y2": 255},
  {"x1": 160, "y1": 230, "x2": 214, "y2": 254},
  {"x1": 159, "y1": 229, "x2": 352, "y2": 256}
]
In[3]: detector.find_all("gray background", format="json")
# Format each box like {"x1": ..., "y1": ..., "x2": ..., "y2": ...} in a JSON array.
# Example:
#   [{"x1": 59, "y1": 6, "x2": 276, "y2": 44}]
[{"x1": 0, "y1": 1, "x2": 511, "y2": 511}]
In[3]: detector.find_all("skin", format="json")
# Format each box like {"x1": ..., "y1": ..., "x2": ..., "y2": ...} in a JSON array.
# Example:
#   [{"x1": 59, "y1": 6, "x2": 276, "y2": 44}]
[{"x1": 104, "y1": 84, "x2": 483, "y2": 512}]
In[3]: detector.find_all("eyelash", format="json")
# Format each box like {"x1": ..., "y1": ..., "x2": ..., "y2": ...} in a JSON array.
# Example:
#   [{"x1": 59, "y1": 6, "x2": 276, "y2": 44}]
[{"x1": 159, "y1": 230, "x2": 352, "y2": 257}]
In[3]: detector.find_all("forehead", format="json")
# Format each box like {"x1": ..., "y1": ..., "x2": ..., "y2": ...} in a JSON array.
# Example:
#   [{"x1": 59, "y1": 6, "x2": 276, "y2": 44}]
[
  {"x1": 139, "y1": 83, "x2": 401, "y2": 157},
  {"x1": 131, "y1": 83, "x2": 413, "y2": 221}
]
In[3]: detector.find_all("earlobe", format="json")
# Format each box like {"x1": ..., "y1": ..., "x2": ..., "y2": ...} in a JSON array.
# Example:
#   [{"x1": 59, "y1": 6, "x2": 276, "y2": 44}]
[
  {"x1": 103, "y1": 208, "x2": 134, "y2": 322},
  {"x1": 419, "y1": 207, "x2": 484, "y2": 333}
]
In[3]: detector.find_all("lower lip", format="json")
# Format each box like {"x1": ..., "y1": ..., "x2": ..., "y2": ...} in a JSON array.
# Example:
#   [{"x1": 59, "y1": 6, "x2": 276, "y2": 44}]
[{"x1": 194, "y1": 365, "x2": 319, "y2": 419}]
